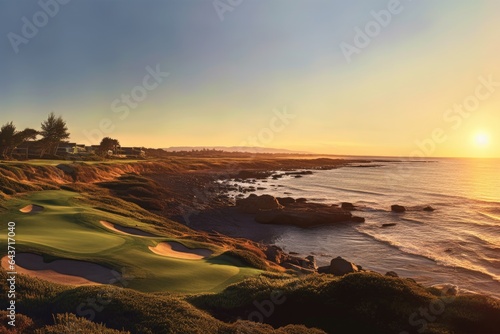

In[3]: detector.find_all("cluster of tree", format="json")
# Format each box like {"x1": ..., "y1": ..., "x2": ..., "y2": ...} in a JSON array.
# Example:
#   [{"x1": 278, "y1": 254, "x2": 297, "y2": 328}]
[
  {"x1": 97, "y1": 137, "x2": 120, "y2": 157},
  {"x1": 1, "y1": 113, "x2": 128, "y2": 161},
  {"x1": 0, "y1": 112, "x2": 70, "y2": 159},
  {"x1": 0, "y1": 122, "x2": 38, "y2": 158}
]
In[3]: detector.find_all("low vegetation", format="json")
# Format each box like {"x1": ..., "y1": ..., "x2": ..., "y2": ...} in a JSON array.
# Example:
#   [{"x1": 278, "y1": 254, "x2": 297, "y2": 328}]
[
  {"x1": 1, "y1": 270, "x2": 499, "y2": 333},
  {"x1": 188, "y1": 272, "x2": 500, "y2": 334},
  {"x1": 97, "y1": 174, "x2": 165, "y2": 211},
  {"x1": 0, "y1": 271, "x2": 325, "y2": 333},
  {"x1": 1, "y1": 158, "x2": 500, "y2": 333}
]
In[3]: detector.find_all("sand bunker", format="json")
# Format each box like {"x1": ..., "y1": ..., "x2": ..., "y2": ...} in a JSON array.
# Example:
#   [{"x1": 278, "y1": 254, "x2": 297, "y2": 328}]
[
  {"x1": 19, "y1": 204, "x2": 44, "y2": 214},
  {"x1": 1, "y1": 253, "x2": 119, "y2": 286},
  {"x1": 149, "y1": 242, "x2": 213, "y2": 260},
  {"x1": 100, "y1": 221, "x2": 157, "y2": 237}
]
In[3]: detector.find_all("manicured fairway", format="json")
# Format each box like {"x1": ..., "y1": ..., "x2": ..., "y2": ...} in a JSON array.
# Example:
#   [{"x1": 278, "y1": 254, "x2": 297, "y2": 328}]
[{"x1": 0, "y1": 190, "x2": 261, "y2": 293}]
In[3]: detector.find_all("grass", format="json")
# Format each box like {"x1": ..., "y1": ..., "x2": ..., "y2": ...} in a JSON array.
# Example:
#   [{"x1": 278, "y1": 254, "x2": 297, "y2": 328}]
[
  {"x1": 187, "y1": 272, "x2": 500, "y2": 334},
  {"x1": 2, "y1": 270, "x2": 500, "y2": 333},
  {"x1": 2, "y1": 158, "x2": 500, "y2": 332},
  {"x1": 97, "y1": 174, "x2": 165, "y2": 211},
  {"x1": 0, "y1": 271, "x2": 324, "y2": 333},
  {"x1": 0, "y1": 190, "x2": 261, "y2": 293}
]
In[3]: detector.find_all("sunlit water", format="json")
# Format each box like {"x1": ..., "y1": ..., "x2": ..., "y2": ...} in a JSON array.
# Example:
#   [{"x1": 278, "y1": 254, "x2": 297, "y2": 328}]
[{"x1": 228, "y1": 158, "x2": 500, "y2": 299}]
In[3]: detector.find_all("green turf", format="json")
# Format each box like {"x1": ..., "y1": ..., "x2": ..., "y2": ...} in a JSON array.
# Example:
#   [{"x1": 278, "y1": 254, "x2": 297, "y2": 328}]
[{"x1": 0, "y1": 190, "x2": 261, "y2": 293}]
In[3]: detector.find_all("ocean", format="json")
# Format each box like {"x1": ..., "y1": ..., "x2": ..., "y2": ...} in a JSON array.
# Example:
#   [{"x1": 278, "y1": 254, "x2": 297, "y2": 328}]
[{"x1": 228, "y1": 158, "x2": 500, "y2": 299}]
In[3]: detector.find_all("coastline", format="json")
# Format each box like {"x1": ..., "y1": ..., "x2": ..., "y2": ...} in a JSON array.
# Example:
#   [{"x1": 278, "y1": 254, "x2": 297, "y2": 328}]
[
  {"x1": 2, "y1": 156, "x2": 500, "y2": 333},
  {"x1": 180, "y1": 159, "x2": 500, "y2": 300}
]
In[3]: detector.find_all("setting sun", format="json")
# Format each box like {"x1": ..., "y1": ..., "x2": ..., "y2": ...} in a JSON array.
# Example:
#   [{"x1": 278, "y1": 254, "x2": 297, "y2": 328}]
[{"x1": 474, "y1": 133, "x2": 490, "y2": 147}]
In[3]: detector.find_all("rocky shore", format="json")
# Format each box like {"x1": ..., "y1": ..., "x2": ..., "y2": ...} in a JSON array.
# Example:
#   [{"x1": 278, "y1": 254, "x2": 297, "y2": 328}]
[
  {"x1": 235, "y1": 194, "x2": 365, "y2": 227},
  {"x1": 181, "y1": 163, "x2": 444, "y2": 278}
]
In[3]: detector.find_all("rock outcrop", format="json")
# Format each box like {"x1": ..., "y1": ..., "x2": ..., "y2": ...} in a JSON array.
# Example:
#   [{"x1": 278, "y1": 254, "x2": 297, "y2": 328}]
[
  {"x1": 385, "y1": 271, "x2": 399, "y2": 277},
  {"x1": 329, "y1": 256, "x2": 360, "y2": 275},
  {"x1": 276, "y1": 197, "x2": 296, "y2": 206},
  {"x1": 318, "y1": 256, "x2": 360, "y2": 276},
  {"x1": 255, "y1": 205, "x2": 363, "y2": 227},
  {"x1": 391, "y1": 205, "x2": 406, "y2": 213},
  {"x1": 341, "y1": 202, "x2": 355, "y2": 210},
  {"x1": 237, "y1": 194, "x2": 365, "y2": 227},
  {"x1": 236, "y1": 194, "x2": 284, "y2": 213},
  {"x1": 262, "y1": 245, "x2": 317, "y2": 273}
]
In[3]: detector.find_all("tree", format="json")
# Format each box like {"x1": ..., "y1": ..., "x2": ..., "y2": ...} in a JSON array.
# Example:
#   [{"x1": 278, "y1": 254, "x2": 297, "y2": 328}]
[
  {"x1": 0, "y1": 122, "x2": 38, "y2": 159},
  {"x1": 98, "y1": 137, "x2": 120, "y2": 157},
  {"x1": 39, "y1": 112, "x2": 70, "y2": 157},
  {"x1": 0, "y1": 122, "x2": 16, "y2": 158},
  {"x1": 12, "y1": 128, "x2": 38, "y2": 158}
]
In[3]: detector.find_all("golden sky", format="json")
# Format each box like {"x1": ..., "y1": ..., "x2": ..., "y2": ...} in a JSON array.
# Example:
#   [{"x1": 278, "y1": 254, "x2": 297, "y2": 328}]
[{"x1": 2, "y1": 1, "x2": 499, "y2": 157}]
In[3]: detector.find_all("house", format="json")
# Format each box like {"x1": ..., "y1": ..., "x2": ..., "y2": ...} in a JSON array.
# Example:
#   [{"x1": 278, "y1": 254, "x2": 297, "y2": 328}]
[
  {"x1": 86, "y1": 145, "x2": 101, "y2": 154},
  {"x1": 55, "y1": 143, "x2": 73, "y2": 156},
  {"x1": 119, "y1": 147, "x2": 146, "y2": 158},
  {"x1": 12, "y1": 141, "x2": 43, "y2": 159}
]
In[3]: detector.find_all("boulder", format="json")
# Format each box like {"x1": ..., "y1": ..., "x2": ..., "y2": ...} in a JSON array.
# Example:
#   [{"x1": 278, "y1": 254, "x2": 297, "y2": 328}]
[
  {"x1": 254, "y1": 199, "x2": 365, "y2": 228},
  {"x1": 276, "y1": 197, "x2": 296, "y2": 206},
  {"x1": 351, "y1": 216, "x2": 365, "y2": 223},
  {"x1": 382, "y1": 223, "x2": 397, "y2": 228},
  {"x1": 391, "y1": 204, "x2": 406, "y2": 213},
  {"x1": 318, "y1": 257, "x2": 360, "y2": 276},
  {"x1": 263, "y1": 245, "x2": 286, "y2": 264},
  {"x1": 329, "y1": 257, "x2": 359, "y2": 276},
  {"x1": 385, "y1": 271, "x2": 399, "y2": 277},
  {"x1": 236, "y1": 194, "x2": 284, "y2": 214},
  {"x1": 317, "y1": 266, "x2": 330, "y2": 274},
  {"x1": 423, "y1": 206, "x2": 435, "y2": 212},
  {"x1": 341, "y1": 202, "x2": 355, "y2": 211}
]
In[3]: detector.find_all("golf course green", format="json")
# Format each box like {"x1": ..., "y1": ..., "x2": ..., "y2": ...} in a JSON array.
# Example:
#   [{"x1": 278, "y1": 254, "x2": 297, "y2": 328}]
[{"x1": 0, "y1": 190, "x2": 261, "y2": 293}]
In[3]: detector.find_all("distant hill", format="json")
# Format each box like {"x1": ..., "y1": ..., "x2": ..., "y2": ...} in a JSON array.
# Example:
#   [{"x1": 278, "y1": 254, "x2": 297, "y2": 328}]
[{"x1": 162, "y1": 146, "x2": 312, "y2": 154}]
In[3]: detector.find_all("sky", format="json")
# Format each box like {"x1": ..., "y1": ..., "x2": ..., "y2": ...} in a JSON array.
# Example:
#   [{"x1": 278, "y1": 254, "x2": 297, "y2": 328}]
[{"x1": 1, "y1": 0, "x2": 500, "y2": 158}]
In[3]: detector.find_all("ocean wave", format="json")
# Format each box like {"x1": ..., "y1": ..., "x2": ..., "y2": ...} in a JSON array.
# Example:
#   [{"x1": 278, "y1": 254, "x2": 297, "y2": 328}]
[
  {"x1": 484, "y1": 206, "x2": 500, "y2": 214},
  {"x1": 319, "y1": 185, "x2": 386, "y2": 197},
  {"x1": 479, "y1": 211, "x2": 500, "y2": 222},
  {"x1": 400, "y1": 218, "x2": 426, "y2": 225},
  {"x1": 356, "y1": 229, "x2": 500, "y2": 284},
  {"x1": 412, "y1": 191, "x2": 500, "y2": 207},
  {"x1": 439, "y1": 215, "x2": 500, "y2": 229}
]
